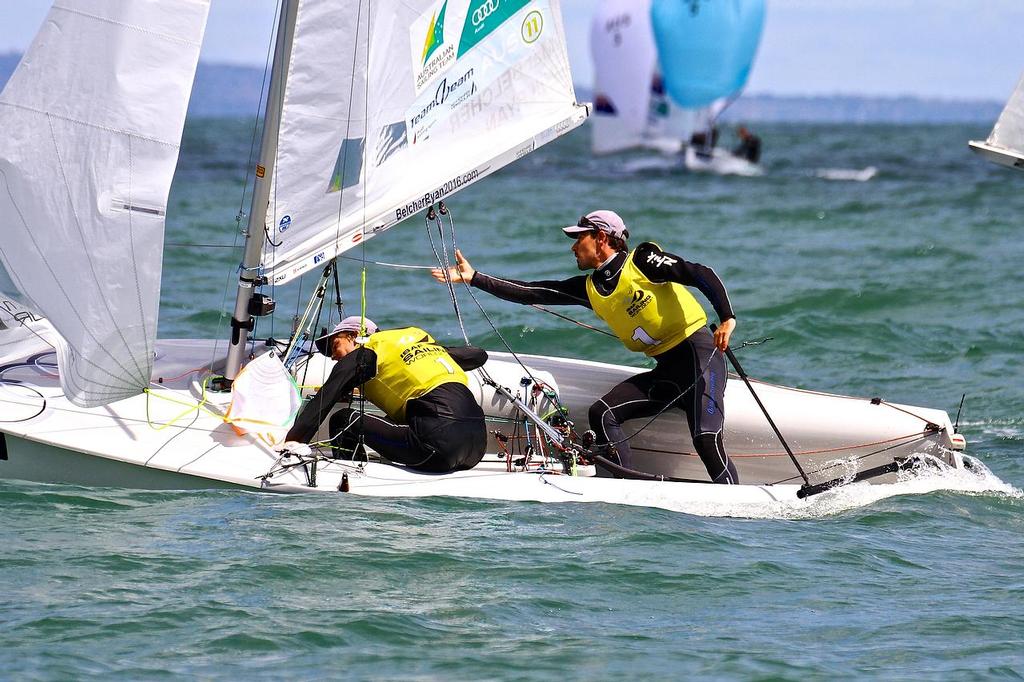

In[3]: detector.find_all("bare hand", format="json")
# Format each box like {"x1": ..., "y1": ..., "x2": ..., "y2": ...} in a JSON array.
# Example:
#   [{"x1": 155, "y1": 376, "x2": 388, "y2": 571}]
[
  {"x1": 430, "y1": 249, "x2": 475, "y2": 285},
  {"x1": 714, "y1": 318, "x2": 736, "y2": 352}
]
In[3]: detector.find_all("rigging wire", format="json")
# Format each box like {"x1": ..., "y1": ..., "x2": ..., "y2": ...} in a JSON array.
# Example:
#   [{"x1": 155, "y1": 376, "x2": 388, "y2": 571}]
[{"x1": 209, "y1": 0, "x2": 282, "y2": 375}]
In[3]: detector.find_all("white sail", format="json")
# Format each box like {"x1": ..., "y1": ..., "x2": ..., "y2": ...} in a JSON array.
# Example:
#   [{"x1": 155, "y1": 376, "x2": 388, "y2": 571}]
[
  {"x1": 0, "y1": 0, "x2": 209, "y2": 407},
  {"x1": 970, "y1": 71, "x2": 1024, "y2": 170},
  {"x1": 264, "y1": 0, "x2": 588, "y2": 285},
  {"x1": 589, "y1": 0, "x2": 659, "y2": 154}
]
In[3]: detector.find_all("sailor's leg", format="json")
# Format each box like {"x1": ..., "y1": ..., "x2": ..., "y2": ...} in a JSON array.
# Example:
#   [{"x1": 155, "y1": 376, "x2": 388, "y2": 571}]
[
  {"x1": 356, "y1": 413, "x2": 438, "y2": 469},
  {"x1": 329, "y1": 407, "x2": 427, "y2": 465},
  {"x1": 408, "y1": 416, "x2": 487, "y2": 473},
  {"x1": 588, "y1": 371, "x2": 664, "y2": 470},
  {"x1": 684, "y1": 333, "x2": 738, "y2": 484}
]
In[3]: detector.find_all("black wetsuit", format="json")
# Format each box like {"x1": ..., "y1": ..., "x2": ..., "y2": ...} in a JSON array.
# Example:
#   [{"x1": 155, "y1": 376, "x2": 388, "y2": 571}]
[
  {"x1": 286, "y1": 346, "x2": 488, "y2": 473},
  {"x1": 471, "y1": 242, "x2": 738, "y2": 483},
  {"x1": 734, "y1": 134, "x2": 762, "y2": 164}
]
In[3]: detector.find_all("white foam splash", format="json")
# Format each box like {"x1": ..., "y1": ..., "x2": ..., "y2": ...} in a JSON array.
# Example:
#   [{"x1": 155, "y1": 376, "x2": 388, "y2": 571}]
[
  {"x1": 654, "y1": 455, "x2": 1019, "y2": 520},
  {"x1": 815, "y1": 166, "x2": 878, "y2": 182},
  {"x1": 619, "y1": 156, "x2": 681, "y2": 174}
]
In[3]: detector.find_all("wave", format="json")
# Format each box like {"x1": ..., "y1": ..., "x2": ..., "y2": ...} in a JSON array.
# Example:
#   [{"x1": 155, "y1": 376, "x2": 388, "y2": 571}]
[{"x1": 815, "y1": 166, "x2": 878, "y2": 181}]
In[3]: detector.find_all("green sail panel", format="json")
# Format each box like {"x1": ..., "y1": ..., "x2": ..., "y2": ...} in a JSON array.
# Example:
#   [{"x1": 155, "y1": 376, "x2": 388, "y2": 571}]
[{"x1": 457, "y1": 0, "x2": 531, "y2": 57}]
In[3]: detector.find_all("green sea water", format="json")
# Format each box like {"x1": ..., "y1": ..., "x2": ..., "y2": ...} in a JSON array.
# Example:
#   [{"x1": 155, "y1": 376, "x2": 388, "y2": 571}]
[{"x1": 3, "y1": 121, "x2": 1023, "y2": 679}]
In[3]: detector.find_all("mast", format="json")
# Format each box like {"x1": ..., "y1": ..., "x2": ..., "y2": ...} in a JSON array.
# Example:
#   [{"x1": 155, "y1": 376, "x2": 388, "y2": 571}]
[{"x1": 224, "y1": 0, "x2": 300, "y2": 381}]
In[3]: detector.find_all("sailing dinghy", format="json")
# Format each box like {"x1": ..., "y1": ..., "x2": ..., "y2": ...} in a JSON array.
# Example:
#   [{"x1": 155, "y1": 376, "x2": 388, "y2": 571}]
[
  {"x1": 590, "y1": 0, "x2": 765, "y2": 176},
  {"x1": 0, "y1": 0, "x2": 970, "y2": 513},
  {"x1": 970, "y1": 71, "x2": 1024, "y2": 170}
]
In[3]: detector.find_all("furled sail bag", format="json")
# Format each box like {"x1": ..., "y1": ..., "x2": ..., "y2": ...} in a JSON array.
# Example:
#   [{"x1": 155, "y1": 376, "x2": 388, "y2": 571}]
[
  {"x1": 650, "y1": 0, "x2": 765, "y2": 108},
  {"x1": 224, "y1": 352, "x2": 301, "y2": 446}
]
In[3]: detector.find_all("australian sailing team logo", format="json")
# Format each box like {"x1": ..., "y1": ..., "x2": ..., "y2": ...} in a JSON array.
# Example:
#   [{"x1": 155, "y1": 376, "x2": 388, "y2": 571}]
[{"x1": 412, "y1": 0, "x2": 456, "y2": 94}]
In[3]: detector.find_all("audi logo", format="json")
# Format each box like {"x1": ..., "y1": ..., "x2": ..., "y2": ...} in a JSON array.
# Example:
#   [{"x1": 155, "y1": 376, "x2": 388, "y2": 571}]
[{"x1": 472, "y1": 0, "x2": 500, "y2": 26}]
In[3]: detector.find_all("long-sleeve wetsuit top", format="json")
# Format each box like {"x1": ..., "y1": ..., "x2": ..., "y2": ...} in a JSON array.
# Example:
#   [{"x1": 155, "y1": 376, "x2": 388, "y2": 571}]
[
  {"x1": 286, "y1": 345, "x2": 488, "y2": 443},
  {"x1": 470, "y1": 242, "x2": 735, "y2": 322}
]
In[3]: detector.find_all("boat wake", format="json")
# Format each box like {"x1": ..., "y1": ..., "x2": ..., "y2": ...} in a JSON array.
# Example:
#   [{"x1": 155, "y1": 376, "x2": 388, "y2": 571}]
[
  {"x1": 618, "y1": 155, "x2": 682, "y2": 174},
  {"x1": 815, "y1": 166, "x2": 878, "y2": 182},
  {"x1": 651, "y1": 455, "x2": 1018, "y2": 520}
]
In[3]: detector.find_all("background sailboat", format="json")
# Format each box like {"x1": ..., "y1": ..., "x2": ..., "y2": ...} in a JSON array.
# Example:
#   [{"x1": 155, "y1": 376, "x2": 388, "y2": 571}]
[
  {"x1": 589, "y1": 0, "x2": 765, "y2": 175},
  {"x1": 589, "y1": 0, "x2": 690, "y2": 155},
  {"x1": 969, "y1": 71, "x2": 1024, "y2": 170},
  {"x1": 651, "y1": 0, "x2": 765, "y2": 175}
]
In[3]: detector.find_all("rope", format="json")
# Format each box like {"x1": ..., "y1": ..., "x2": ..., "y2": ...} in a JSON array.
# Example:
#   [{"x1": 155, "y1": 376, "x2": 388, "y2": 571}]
[
  {"x1": 424, "y1": 207, "x2": 470, "y2": 344},
  {"x1": 0, "y1": 380, "x2": 47, "y2": 423}
]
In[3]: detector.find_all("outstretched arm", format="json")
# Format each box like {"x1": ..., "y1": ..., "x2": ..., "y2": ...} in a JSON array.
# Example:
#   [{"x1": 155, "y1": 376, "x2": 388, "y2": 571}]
[
  {"x1": 431, "y1": 249, "x2": 476, "y2": 285},
  {"x1": 431, "y1": 249, "x2": 591, "y2": 307}
]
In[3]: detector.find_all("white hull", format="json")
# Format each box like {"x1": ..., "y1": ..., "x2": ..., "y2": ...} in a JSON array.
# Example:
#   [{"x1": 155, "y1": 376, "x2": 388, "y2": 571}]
[
  {"x1": 969, "y1": 140, "x2": 1024, "y2": 171},
  {"x1": 684, "y1": 146, "x2": 763, "y2": 176},
  {"x1": 0, "y1": 338, "x2": 964, "y2": 511}
]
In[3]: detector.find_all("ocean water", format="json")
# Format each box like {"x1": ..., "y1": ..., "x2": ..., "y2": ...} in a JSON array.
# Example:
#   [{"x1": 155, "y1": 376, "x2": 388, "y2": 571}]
[{"x1": 3, "y1": 121, "x2": 1023, "y2": 678}]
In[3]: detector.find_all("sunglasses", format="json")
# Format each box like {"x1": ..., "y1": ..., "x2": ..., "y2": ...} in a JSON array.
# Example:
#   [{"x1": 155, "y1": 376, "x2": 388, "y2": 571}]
[{"x1": 576, "y1": 215, "x2": 628, "y2": 239}]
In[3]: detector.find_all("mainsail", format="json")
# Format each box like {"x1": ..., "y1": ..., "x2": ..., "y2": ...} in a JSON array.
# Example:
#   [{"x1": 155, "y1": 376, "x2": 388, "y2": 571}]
[
  {"x1": 0, "y1": 0, "x2": 210, "y2": 407},
  {"x1": 589, "y1": 0, "x2": 662, "y2": 154},
  {"x1": 262, "y1": 0, "x2": 588, "y2": 285},
  {"x1": 969, "y1": 72, "x2": 1024, "y2": 171}
]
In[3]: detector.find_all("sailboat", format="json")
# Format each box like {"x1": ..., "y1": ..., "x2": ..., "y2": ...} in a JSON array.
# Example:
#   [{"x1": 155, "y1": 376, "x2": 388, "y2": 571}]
[
  {"x1": 969, "y1": 71, "x2": 1024, "y2": 170},
  {"x1": 589, "y1": 0, "x2": 765, "y2": 176},
  {"x1": 589, "y1": 0, "x2": 691, "y2": 156},
  {"x1": 0, "y1": 0, "x2": 971, "y2": 513},
  {"x1": 651, "y1": 0, "x2": 765, "y2": 175}
]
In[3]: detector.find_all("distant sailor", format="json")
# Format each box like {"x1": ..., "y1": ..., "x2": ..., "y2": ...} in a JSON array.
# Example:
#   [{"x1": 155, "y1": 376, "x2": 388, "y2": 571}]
[
  {"x1": 733, "y1": 126, "x2": 762, "y2": 164},
  {"x1": 283, "y1": 316, "x2": 488, "y2": 473},
  {"x1": 689, "y1": 126, "x2": 720, "y2": 159},
  {"x1": 431, "y1": 210, "x2": 739, "y2": 484}
]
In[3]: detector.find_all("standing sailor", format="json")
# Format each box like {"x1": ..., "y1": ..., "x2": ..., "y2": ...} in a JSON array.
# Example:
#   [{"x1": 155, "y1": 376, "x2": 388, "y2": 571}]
[
  {"x1": 733, "y1": 126, "x2": 762, "y2": 164},
  {"x1": 431, "y1": 210, "x2": 738, "y2": 483},
  {"x1": 283, "y1": 316, "x2": 488, "y2": 473}
]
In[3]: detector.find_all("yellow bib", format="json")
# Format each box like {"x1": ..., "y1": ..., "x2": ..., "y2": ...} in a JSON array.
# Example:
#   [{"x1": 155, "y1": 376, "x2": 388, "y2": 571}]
[
  {"x1": 362, "y1": 327, "x2": 469, "y2": 421},
  {"x1": 586, "y1": 248, "x2": 707, "y2": 356}
]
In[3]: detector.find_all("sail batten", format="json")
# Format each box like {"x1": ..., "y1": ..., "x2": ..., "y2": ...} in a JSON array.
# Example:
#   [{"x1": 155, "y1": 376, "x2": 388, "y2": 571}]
[
  {"x1": 0, "y1": 0, "x2": 210, "y2": 407},
  {"x1": 265, "y1": 0, "x2": 586, "y2": 284}
]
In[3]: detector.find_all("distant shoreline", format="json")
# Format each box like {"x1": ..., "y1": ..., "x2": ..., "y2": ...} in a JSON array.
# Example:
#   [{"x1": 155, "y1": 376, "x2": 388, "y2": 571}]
[{"x1": 0, "y1": 53, "x2": 1002, "y2": 124}]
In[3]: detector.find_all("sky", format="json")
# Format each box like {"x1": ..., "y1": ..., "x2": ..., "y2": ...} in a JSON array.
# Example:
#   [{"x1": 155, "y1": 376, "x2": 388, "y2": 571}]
[{"x1": 1, "y1": 0, "x2": 1020, "y2": 100}]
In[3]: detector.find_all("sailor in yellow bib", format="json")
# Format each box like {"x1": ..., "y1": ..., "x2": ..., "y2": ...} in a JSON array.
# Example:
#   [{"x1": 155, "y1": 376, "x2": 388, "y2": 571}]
[
  {"x1": 432, "y1": 210, "x2": 740, "y2": 484},
  {"x1": 286, "y1": 316, "x2": 488, "y2": 473},
  {"x1": 585, "y1": 251, "x2": 707, "y2": 356}
]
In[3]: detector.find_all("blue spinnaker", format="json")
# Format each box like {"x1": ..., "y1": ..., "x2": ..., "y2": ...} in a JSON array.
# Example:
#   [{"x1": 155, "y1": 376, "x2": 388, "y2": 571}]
[{"x1": 651, "y1": 0, "x2": 765, "y2": 108}]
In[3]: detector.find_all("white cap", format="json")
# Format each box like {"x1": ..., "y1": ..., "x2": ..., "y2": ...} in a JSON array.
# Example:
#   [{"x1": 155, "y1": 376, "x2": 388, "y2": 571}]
[
  {"x1": 562, "y1": 210, "x2": 630, "y2": 240},
  {"x1": 314, "y1": 315, "x2": 377, "y2": 355}
]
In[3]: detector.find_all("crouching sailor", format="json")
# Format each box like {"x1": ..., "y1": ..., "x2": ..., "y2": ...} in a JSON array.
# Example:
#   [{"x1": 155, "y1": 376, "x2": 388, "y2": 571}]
[
  {"x1": 431, "y1": 210, "x2": 738, "y2": 484},
  {"x1": 283, "y1": 316, "x2": 488, "y2": 473}
]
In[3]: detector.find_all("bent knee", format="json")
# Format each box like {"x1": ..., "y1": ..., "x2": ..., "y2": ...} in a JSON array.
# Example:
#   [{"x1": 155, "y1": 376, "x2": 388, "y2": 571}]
[{"x1": 588, "y1": 400, "x2": 616, "y2": 430}]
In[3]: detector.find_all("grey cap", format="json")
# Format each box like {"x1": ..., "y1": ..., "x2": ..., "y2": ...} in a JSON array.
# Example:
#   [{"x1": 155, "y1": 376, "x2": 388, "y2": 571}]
[
  {"x1": 562, "y1": 210, "x2": 630, "y2": 240},
  {"x1": 315, "y1": 315, "x2": 378, "y2": 355}
]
